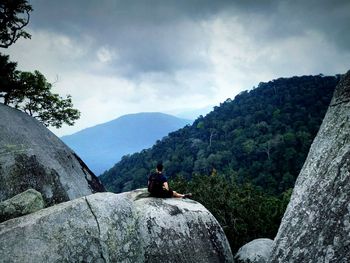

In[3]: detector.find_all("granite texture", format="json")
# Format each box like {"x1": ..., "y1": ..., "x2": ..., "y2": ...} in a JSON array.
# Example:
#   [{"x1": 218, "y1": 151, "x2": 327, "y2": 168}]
[
  {"x1": 269, "y1": 71, "x2": 350, "y2": 262},
  {"x1": 0, "y1": 189, "x2": 233, "y2": 263}
]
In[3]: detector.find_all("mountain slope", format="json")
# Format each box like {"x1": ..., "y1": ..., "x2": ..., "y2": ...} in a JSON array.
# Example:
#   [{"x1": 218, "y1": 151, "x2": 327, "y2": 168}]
[
  {"x1": 62, "y1": 112, "x2": 192, "y2": 175},
  {"x1": 100, "y1": 75, "x2": 340, "y2": 193}
]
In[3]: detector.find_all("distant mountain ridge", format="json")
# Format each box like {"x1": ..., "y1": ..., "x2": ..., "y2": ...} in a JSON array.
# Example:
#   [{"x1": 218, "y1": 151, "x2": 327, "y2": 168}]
[{"x1": 61, "y1": 112, "x2": 192, "y2": 175}]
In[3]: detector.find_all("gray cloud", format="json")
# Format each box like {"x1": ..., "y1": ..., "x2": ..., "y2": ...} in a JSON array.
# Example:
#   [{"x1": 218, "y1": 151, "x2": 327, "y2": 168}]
[
  {"x1": 4, "y1": 0, "x2": 349, "y2": 136},
  {"x1": 27, "y1": 0, "x2": 349, "y2": 78},
  {"x1": 29, "y1": 0, "x2": 217, "y2": 76}
]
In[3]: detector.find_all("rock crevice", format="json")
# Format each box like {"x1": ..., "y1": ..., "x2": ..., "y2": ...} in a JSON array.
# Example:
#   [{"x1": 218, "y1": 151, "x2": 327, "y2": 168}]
[{"x1": 84, "y1": 196, "x2": 107, "y2": 263}]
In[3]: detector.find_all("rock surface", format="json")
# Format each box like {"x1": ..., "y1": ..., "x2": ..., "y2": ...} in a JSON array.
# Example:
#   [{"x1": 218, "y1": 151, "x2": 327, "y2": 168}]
[
  {"x1": 234, "y1": 238, "x2": 273, "y2": 263},
  {"x1": 0, "y1": 189, "x2": 234, "y2": 263},
  {"x1": 269, "y1": 71, "x2": 350, "y2": 262},
  {"x1": 0, "y1": 104, "x2": 105, "y2": 206},
  {"x1": 0, "y1": 188, "x2": 44, "y2": 223}
]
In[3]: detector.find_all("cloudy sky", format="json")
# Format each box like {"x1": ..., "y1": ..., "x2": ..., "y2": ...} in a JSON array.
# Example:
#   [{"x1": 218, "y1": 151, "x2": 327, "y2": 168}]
[{"x1": 3, "y1": 0, "x2": 350, "y2": 136}]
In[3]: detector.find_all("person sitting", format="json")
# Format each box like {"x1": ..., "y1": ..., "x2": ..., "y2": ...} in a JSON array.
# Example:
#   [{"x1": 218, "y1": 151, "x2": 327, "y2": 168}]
[{"x1": 148, "y1": 163, "x2": 191, "y2": 198}]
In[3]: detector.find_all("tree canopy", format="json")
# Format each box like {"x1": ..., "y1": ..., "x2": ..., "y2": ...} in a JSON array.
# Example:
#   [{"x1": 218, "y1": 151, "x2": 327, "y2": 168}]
[
  {"x1": 0, "y1": 53, "x2": 19, "y2": 104},
  {"x1": 0, "y1": 1, "x2": 80, "y2": 128},
  {"x1": 9, "y1": 70, "x2": 80, "y2": 128},
  {"x1": 0, "y1": 54, "x2": 80, "y2": 128},
  {"x1": 0, "y1": 0, "x2": 33, "y2": 48}
]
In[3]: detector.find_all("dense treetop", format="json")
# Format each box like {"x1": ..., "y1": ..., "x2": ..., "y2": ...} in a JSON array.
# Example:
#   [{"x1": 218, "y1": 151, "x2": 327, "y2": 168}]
[{"x1": 100, "y1": 74, "x2": 340, "y2": 194}]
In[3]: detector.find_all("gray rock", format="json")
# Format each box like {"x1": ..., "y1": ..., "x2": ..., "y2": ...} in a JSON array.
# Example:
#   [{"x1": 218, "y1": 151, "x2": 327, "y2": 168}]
[
  {"x1": 0, "y1": 189, "x2": 234, "y2": 263},
  {"x1": 0, "y1": 188, "x2": 44, "y2": 223},
  {"x1": 0, "y1": 103, "x2": 105, "y2": 207},
  {"x1": 269, "y1": 71, "x2": 350, "y2": 262},
  {"x1": 234, "y1": 238, "x2": 273, "y2": 263}
]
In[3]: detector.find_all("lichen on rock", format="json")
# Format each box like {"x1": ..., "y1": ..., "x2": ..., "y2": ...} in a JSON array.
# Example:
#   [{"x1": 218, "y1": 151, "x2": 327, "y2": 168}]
[
  {"x1": 0, "y1": 188, "x2": 44, "y2": 223},
  {"x1": 0, "y1": 103, "x2": 105, "y2": 207}
]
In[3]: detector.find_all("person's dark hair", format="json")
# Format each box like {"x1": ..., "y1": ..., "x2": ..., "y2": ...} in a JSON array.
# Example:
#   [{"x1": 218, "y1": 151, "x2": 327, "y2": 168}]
[{"x1": 156, "y1": 163, "x2": 163, "y2": 172}]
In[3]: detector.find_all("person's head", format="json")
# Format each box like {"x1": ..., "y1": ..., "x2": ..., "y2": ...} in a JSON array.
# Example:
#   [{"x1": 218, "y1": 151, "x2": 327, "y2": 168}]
[{"x1": 156, "y1": 162, "x2": 163, "y2": 172}]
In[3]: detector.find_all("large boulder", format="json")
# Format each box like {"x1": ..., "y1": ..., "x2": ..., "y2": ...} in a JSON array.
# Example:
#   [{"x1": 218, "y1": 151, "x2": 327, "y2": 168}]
[
  {"x1": 234, "y1": 238, "x2": 273, "y2": 263},
  {"x1": 269, "y1": 71, "x2": 350, "y2": 262},
  {"x1": 0, "y1": 188, "x2": 44, "y2": 223},
  {"x1": 0, "y1": 104, "x2": 105, "y2": 206},
  {"x1": 0, "y1": 189, "x2": 233, "y2": 262}
]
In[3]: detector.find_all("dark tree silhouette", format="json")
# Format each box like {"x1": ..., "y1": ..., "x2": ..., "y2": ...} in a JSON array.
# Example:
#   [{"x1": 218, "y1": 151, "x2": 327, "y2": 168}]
[
  {"x1": 0, "y1": 53, "x2": 20, "y2": 104},
  {"x1": 0, "y1": 0, "x2": 33, "y2": 48},
  {"x1": 0, "y1": 2, "x2": 80, "y2": 129},
  {"x1": 0, "y1": 54, "x2": 80, "y2": 128}
]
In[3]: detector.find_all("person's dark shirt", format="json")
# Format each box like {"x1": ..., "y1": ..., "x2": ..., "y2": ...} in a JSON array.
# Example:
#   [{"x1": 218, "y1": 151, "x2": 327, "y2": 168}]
[
  {"x1": 148, "y1": 171, "x2": 173, "y2": 197},
  {"x1": 148, "y1": 172, "x2": 167, "y2": 193},
  {"x1": 153, "y1": 172, "x2": 167, "y2": 183}
]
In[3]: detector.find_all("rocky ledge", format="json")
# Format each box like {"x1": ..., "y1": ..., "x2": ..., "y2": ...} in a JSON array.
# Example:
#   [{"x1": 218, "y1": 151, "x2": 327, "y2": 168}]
[{"x1": 0, "y1": 189, "x2": 233, "y2": 263}]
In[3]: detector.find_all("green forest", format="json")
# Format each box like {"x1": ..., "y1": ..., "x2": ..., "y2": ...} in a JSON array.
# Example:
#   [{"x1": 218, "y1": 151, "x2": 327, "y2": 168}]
[{"x1": 100, "y1": 74, "x2": 340, "y2": 252}]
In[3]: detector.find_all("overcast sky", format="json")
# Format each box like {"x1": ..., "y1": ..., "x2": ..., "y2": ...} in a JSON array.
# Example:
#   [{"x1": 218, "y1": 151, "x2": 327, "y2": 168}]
[{"x1": 3, "y1": 0, "x2": 350, "y2": 136}]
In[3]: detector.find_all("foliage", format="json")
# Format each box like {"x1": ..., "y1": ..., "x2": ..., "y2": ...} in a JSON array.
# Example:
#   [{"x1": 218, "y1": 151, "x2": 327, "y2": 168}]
[
  {"x1": 0, "y1": 54, "x2": 80, "y2": 128},
  {"x1": 100, "y1": 75, "x2": 339, "y2": 194},
  {"x1": 0, "y1": 1, "x2": 79, "y2": 128},
  {"x1": 0, "y1": 0, "x2": 33, "y2": 48},
  {"x1": 0, "y1": 53, "x2": 19, "y2": 104},
  {"x1": 170, "y1": 173, "x2": 292, "y2": 253}
]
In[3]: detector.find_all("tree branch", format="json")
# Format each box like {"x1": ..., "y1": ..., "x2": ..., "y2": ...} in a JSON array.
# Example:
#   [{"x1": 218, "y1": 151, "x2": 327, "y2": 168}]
[{"x1": 0, "y1": 5, "x2": 31, "y2": 48}]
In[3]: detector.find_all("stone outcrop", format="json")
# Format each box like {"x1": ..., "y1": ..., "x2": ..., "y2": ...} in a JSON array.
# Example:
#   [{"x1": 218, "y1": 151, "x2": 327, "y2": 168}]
[
  {"x1": 0, "y1": 104, "x2": 105, "y2": 206},
  {"x1": 0, "y1": 188, "x2": 44, "y2": 223},
  {"x1": 0, "y1": 189, "x2": 233, "y2": 262},
  {"x1": 269, "y1": 71, "x2": 350, "y2": 262},
  {"x1": 234, "y1": 238, "x2": 273, "y2": 263}
]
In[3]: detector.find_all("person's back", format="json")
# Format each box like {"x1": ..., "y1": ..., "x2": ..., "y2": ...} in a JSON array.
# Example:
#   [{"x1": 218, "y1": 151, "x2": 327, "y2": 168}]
[
  {"x1": 148, "y1": 171, "x2": 165, "y2": 196},
  {"x1": 147, "y1": 163, "x2": 192, "y2": 199}
]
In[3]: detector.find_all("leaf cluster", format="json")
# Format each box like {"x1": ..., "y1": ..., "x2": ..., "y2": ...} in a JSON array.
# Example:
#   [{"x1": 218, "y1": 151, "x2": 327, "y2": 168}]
[{"x1": 0, "y1": 54, "x2": 80, "y2": 128}]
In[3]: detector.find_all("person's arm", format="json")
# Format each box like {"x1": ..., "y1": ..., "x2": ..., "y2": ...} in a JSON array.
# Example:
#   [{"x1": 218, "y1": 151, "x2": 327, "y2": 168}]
[{"x1": 163, "y1": 182, "x2": 169, "y2": 190}]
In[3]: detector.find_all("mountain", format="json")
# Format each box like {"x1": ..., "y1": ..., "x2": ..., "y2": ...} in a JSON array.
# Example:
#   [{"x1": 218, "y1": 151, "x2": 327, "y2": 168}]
[
  {"x1": 61, "y1": 112, "x2": 192, "y2": 175},
  {"x1": 100, "y1": 74, "x2": 340, "y2": 194}
]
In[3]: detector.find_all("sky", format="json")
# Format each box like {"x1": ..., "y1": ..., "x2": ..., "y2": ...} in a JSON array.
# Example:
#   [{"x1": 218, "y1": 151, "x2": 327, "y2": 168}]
[{"x1": 3, "y1": 0, "x2": 350, "y2": 136}]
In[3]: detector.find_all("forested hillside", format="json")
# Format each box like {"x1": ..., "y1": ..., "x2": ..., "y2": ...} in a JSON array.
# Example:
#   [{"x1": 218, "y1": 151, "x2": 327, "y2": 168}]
[
  {"x1": 100, "y1": 74, "x2": 340, "y2": 252},
  {"x1": 101, "y1": 75, "x2": 339, "y2": 194}
]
